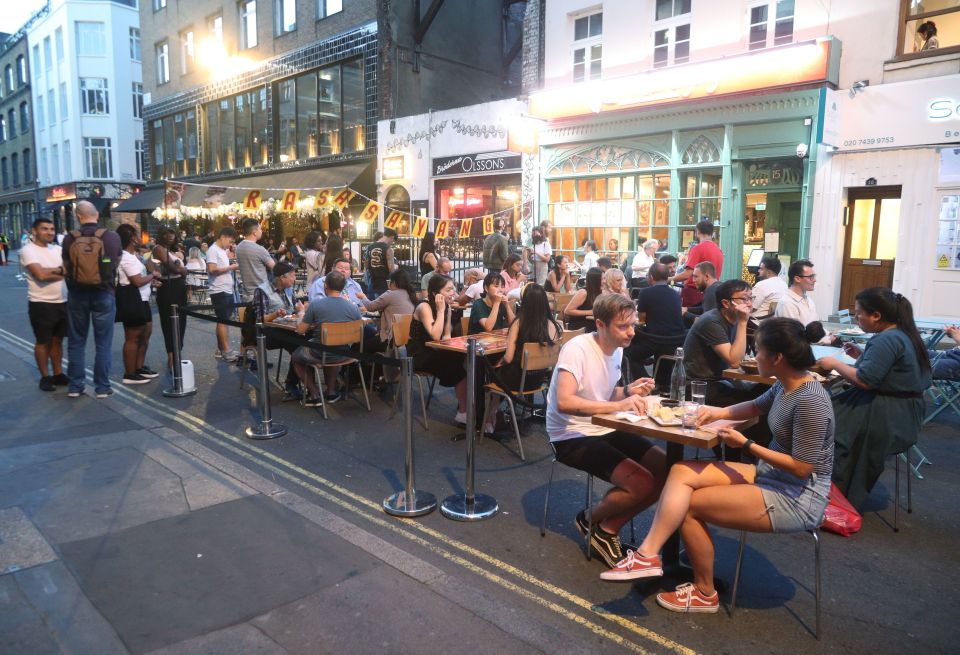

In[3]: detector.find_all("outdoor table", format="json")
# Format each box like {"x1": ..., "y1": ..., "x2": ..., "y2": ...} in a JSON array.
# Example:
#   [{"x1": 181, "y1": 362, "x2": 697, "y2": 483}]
[
  {"x1": 427, "y1": 329, "x2": 509, "y2": 522},
  {"x1": 592, "y1": 408, "x2": 757, "y2": 573}
]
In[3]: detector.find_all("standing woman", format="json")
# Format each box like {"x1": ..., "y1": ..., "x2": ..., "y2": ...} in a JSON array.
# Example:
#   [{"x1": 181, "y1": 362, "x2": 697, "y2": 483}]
[
  {"x1": 530, "y1": 228, "x2": 552, "y2": 286},
  {"x1": 303, "y1": 230, "x2": 324, "y2": 287},
  {"x1": 818, "y1": 287, "x2": 932, "y2": 510},
  {"x1": 420, "y1": 231, "x2": 439, "y2": 277},
  {"x1": 152, "y1": 227, "x2": 188, "y2": 372},
  {"x1": 116, "y1": 225, "x2": 159, "y2": 384},
  {"x1": 602, "y1": 268, "x2": 631, "y2": 300},
  {"x1": 409, "y1": 274, "x2": 469, "y2": 424},
  {"x1": 545, "y1": 255, "x2": 574, "y2": 293},
  {"x1": 469, "y1": 272, "x2": 515, "y2": 335},
  {"x1": 563, "y1": 267, "x2": 603, "y2": 332},
  {"x1": 321, "y1": 233, "x2": 344, "y2": 275}
]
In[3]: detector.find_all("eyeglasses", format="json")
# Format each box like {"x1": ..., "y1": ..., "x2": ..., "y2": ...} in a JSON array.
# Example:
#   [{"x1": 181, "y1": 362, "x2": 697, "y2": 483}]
[
  {"x1": 798, "y1": 274, "x2": 817, "y2": 279},
  {"x1": 730, "y1": 296, "x2": 753, "y2": 304}
]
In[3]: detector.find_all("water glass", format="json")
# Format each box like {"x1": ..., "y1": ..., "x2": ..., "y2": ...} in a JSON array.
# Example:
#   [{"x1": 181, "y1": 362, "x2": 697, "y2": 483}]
[
  {"x1": 682, "y1": 401, "x2": 700, "y2": 433},
  {"x1": 690, "y1": 380, "x2": 707, "y2": 407}
]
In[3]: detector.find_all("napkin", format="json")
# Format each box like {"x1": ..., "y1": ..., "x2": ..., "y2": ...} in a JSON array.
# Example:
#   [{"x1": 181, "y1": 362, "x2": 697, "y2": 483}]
[
  {"x1": 614, "y1": 411, "x2": 645, "y2": 423},
  {"x1": 699, "y1": 419, "x2": 739, "y2": 434}
]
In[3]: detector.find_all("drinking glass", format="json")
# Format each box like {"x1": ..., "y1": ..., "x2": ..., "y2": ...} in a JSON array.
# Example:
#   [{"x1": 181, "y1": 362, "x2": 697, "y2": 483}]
[
  {"x1": 682, "y1": 401, "x2": 700, "y2": 433},
  {"x1": 690, "y1": 380, "x2": 707, "y2": 407}
]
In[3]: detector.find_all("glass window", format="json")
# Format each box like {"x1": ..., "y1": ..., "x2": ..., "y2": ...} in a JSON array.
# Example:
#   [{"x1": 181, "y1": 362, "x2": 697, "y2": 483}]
[
  {"x1": 572, "y1": 11, "x2": 602, "y2": 82},
  {"x1": 132, "y1": 83, "x2": 143, "y2": 119},
  {"x1": 342, "y1": 58, "x2": 364, "y2": 152},
  {"x1": 180, "y1": 30, "x2": 195, "y2": 74},
  {"x1": 250, "y1": 89, "x2": 268, "y2": 165},
  {"x1": 0, "y1": 115, "x2": 5, "y2": 142},
  {"x1": 5, "y1": 65, "x2": 14, "y2": 91},
  {"x1": 129, "y1": 28, "x2": 141, "y2": 61},
  {"x1": 163, "y1": 116, "x2": 175, "y2": 175},
  {"x1": 276, "y1": 78, "x2": 296, "y2": 161},
  {"x1": 16, "y1": 56, "x2": 26, "y2": 85},
  {"x1": 36, "y1": 96, "x2": 44, "y2": 131},
  {"x1": 174, "y1": 113, "x2": 185, "y2": 172},
  {"x1": 317, "y1": 0, "x2": 342, "y2": 19},
  {"x1": 276, "y1": 0, "x2": 296, "y2": 35},
  {"x1": 80, "y1": 78, "x2": 109, "y2": 115},
  {"x1": 47, "y1": 90, "x2": 55, "y2": 125},
  {"x1": 208, "y1": 14, "x2": 224, "y2": 47},
  {"x1": 678, "y1": 169, "x2": 722, "y2": 226},
  {"x1": 154, "y1": 0, "x2": 167, "y2": 10},
  {"x1": 849, "y1": 199, "x2": 875, "y2": 259},
  {"x1": 39, "y1": 150, "x2": 47, "y2": 185},
  {"x1": 6, "y1": 109, "x2": 14, "y2": 138},
  {"x1": 83, "y1": 137, "x2": 113, "y2": 179},
  {"x1": 43, "y1": 36, "x2": 52, "y2": 71},
  {"x1": 656, "y1": 0, "x2": 691, "y2": 21},
  {"x1": 186, "y1": 109, "x2": 199, "y2": 173},
  {"x1": 156, "y1": 42, "x2": 170, "y2": 84},
  {"x1": 317, "y1": 64, "x2": 341, "y2": 155},
  {"x1": 12, "y1": 152, "x2": 19, "y2": 186},
  {"x1": 59, "y1": 82, "x2": 68, "y2": 120},
  {"x1": 153, "y1": 118, "x2": 165, "y2": 172},
  {"x1": 31, "y1": 46, "x2": 39, "y2": 79},
  {"x1": 135, "y1": 140, "x2": 146, "y2": 180},
  {"x1": 76, "y1": 22, "x2": 106, "y2": 56},
  {"x1": 51, "y1": 144, "x2": 59, "y2": 183},
  {"x1": 573, "y1": 12, "x2": 602, "y2": 40},
  {"x1": 63, "y1": 140, "x2": 71, "y2": 179},
  {"x1": 749, "y1": 5, "x2": 768, "y2": 50},
  {"x1": 240, "y1": 1, "x2": 258, "y2": 49},
  {"x1": 217, "y1": 99, "x2": 234, "y2": 170},
  {"x1": 0, "y1": 157, "x2": 6, "y2": 189},
  {"x1": 22, "y1": 148, "x2": 31, "y2": 182},
  {"x1": 750, "y1": 1, "x2": 793, "y2": 49},
  {"x1": 19, "y1": 101, "x2": 29, "y2": 132},
  {"x1": 774, "y1": 0, "x2": 794, "y2": 45},
  {"x1": 296, "y1": 72, "x2": 318, "y2": 158},
  {"x1": 202, "y1": 105, "x2": 217, "y2": 172},
  {"x1": 55, "y1": 28, "x2": 64, "y2": 62}
]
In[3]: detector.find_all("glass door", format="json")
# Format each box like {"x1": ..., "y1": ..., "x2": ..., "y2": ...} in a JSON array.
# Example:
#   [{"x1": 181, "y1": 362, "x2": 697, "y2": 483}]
[{"x1": 838, "y1": 187, "x2": 902, "y2": 312}]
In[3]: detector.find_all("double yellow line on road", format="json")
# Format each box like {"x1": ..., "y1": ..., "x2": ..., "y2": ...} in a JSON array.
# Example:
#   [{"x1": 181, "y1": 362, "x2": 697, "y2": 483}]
[{"x1": 0, "y1": 326, "x2": 698, "y2": 655}]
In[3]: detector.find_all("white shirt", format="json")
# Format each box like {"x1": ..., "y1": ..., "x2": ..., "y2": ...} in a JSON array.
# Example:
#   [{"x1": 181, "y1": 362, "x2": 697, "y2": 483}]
[
  {"x1": 630, "y1": 250, "x2": 656, "y2": 279},
  {"x1": 20, "y1": 242, "x2": 66, "y2": 303},
  {"x1": 775, "y1": 287, "x2": 819, "y2": 326},
  {"x1": 206, "y1": 243, "x2": 235, "y2": 295},
  {"x1": 581, "y1": 250, "x2": 600, "y2": 271},
  {"x1": 532, "y1": 241, "x2": 552, "y2": 286},
  {"x1": 752, "y1": 275, "x2": 788, "y2": 318},
  {"x1": 119, "y1": 251, "x2": 152, "y2": 301},
  {"x1": 546, "y1": 334, "x2": 623, "y2": 442},
  {"x1": 464, "y1": 280, "x2": 485, "y2": 301}
]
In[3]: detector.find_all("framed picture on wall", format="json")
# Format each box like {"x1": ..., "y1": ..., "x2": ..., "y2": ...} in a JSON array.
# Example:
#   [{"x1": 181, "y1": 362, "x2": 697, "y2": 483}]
[{"x1": 681, "y1": 229, "x2": 695, "y2": 249}]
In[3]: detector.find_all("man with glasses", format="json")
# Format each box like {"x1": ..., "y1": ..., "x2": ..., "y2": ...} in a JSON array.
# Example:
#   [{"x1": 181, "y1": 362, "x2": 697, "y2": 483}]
[{"x1": 776, "y1": 259, "x2": 819, "y2": 326}]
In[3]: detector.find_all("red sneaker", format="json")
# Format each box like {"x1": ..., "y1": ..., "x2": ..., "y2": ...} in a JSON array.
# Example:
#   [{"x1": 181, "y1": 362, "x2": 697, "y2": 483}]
[
  {"x1": 656, "y1": 583, "x2": 719, "y2": 613},
  {"x1": 599, "y1": 550, "x2": 663, "y2": 581}
]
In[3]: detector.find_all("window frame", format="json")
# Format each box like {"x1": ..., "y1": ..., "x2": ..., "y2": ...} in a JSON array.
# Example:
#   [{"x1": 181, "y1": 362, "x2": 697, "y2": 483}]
[
  {"x1": 156, "y1": 41, "x2": 170, "y2": 85},
  {"x1": 83, "y1": 136, "x2": 113, "y2": 179},
  {"x1": 893, "y1": 0, "x2": 960, "y2": 60},
  {"x1": 75, "y1": 22, "x2": 107, "y2": 57},
  {"x1": 652, "y1": 0, "x2": 691, "y2": 68},
  {"x1": 180, "y1": 29, "x2": 195, "y2": 74},
  {"x1": 240, "y1": 0, "x2": 259, "y2": 49},
  {"x1": 55, "y1": 27, "x2": 64, "y2": 63},
  {"x1": 317, "y1": 0, "x2": 342, "y2": 20},
  {"x1": 747, "y1": 0, "x2": 794, "y2": 50},
  {"x1": 59, "y1": 83, "x2": 68, "y2": 121},
  {"x1": 130, "y1": 27, "x2": 142, "y2": 62},
  {"x1": 153, "y1": 0, "x2": 167, "y2": 12},
  {"x1": 16, "y1": 55, "x2": 26, "y2": 86},
  {"x1": 275, "y1": 0, "x2": 297, "y2": 36},
  {"x1": 132, "y1": 82, "x2": 144, "y2": 119},
  {"x1": 571, "y1": 10, "x2": 602, "y2": 83},
  {"x1": 47, "y1": 89, "x2": 55, "y2": 126},
  {"x1": 80, "y1": 78, "x2": 110, "y2": 116},
  {"x1": 19, "y1": 101, "x2": 29, "y2": 133}
]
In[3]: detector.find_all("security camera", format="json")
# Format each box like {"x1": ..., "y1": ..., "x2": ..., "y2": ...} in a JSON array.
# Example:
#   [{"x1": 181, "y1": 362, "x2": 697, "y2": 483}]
[{"x1": 796, "y1": 143, "x2": 809, "y2": 159}]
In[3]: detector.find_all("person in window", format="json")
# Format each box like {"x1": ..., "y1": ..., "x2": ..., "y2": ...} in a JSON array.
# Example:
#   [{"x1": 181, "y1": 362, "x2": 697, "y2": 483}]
[
  {"x1": 917, "y1": 21, "x2": 939, "y2": 51},
  {"x1": 545, "y1": 254, "x2": 575, "y2": 293},
  {"x1": 564, "y1": 267, "x2": 603, "y2": 332},
  {"x1": 469, "y1": 272, "x2": 514, "y2": 335}
]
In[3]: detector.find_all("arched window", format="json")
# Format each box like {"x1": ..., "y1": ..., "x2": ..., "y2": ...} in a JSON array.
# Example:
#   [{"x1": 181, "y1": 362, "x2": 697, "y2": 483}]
[{"x1": 681, "y1": 135, "x2": 720, "y2": 165}]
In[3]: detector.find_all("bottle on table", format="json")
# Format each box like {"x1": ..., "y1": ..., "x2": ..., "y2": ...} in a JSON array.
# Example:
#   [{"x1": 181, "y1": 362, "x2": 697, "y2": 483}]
[{"x1": 669, "y1": 347, "x2": 686, "y2": 402}]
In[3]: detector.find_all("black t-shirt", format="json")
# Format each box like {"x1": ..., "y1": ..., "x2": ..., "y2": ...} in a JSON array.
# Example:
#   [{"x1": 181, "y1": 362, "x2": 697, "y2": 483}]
[
  {"x1": 682, "y1": 308, "x2": 737, "y2": 381},
  {"x1": 637, "y1": 284, "x2": 685, "y2": 336},
  {"x1": 367, "y1": 241, "x2": 389, "y2": 290}
]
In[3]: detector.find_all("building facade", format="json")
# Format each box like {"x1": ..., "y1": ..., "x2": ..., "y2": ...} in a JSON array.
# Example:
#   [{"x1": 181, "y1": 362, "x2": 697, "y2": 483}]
[
  {"x1": 27, "y1": 0, "x2": 145, "y2": 230},
  {"x1": 0, "y1": 27, "x2": 39, "y2": 245}
]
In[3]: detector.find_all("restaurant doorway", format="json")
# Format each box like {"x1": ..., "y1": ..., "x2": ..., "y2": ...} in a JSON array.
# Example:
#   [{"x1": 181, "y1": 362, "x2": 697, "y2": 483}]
[
  {"x1": 838, "y1": 186, "x2": 902, "y2": 312},
  {"x1": 743, "y1": 190, "x2": 801, "y2": 284}
]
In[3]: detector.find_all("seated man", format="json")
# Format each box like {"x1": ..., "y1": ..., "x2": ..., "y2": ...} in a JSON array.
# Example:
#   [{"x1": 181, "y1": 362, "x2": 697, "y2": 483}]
[
  {"x1": 546, "y1": 293, "x2": 666, "y2": 568},
  {"x1": 421, "y1": 256, "x2": 453, "y2": 292},
  {"x1": 309, "y1": 258, "x2": 366, "y2": 307},
  {"x1": 293, "y1": 270, "x2": 362, "y2": 405},
  {"x1": 683, "y1": 261, "x2": 719, "y2": 323},
  {"x1": 930, "y1": 325, "x2": 960, "y2": 379},
  {"x1": 625, "y1": 263, "x2": 686, "y2": 379},
  {"x1": 751, "y1": 255, "x2": 787, "y2": 319},
  {"x1": 252, "y1": 262, "x2": 303, "y2": 400}
]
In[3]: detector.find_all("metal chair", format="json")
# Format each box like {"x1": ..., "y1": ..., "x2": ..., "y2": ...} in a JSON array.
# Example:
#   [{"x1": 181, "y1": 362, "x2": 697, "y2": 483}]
[
  {"x1": 481, "y1": 342, "x2": 560, "y2": 461},
  {"x1": 388, "y1": 314, "x2": 435, "y2": 429},
  {"x1": 308, "y1": 319, "x2": 371, "y2": 420},
  {"x1": 891, "y1": 448, "x2": 913, "y2": 533},
  {"x1": 731, "y1": 528, "x2": 822, "y2": 639},
  {"x1": 541, "y1": 443, "x2": 597, "y2": 560}
]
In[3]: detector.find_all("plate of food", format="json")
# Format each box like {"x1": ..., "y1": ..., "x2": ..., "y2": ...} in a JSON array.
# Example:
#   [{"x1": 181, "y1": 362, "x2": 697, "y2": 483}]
[
  {"x1": 648, "y1": 404, "x2": 683, "y2": 426},
  {"x1": 740, "y1": 358, "x2": 759, "y2": 374}
]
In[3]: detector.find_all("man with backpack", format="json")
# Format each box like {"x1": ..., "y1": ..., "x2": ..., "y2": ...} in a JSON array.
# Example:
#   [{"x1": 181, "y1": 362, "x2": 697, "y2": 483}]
[{"x1": 60, "y1": 200, "x2": 122, "y2": 398}]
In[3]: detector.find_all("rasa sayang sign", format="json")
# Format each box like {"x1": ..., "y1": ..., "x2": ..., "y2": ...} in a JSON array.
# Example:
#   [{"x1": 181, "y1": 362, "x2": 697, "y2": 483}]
[{"x1": 432, "y1": 152, "x2": 521, "y2": 177}]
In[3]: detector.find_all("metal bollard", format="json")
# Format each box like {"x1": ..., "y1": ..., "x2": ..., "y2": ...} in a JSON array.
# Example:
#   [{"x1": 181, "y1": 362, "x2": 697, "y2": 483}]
[
  {"x1": 163, "y1": 304, "x2": 197, "y2": 398},
  {"x1": 245, "y1": 322, "x2": 287, "y2": 440},
  {"x1": 441, "y1": 337, "x2": 498, "y2": 521},
  {"x1": 383, "y1": 357, "x2": 437, "y2": 517}
]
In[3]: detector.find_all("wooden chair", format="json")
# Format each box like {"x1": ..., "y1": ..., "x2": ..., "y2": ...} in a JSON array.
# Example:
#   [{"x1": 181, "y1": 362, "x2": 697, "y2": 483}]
[
  {"x1": 553, "y1": 293, "x2": 575, "y2": 320},
  {"x1": 388, "y1": 314, "x2": 435, "y2": 429},
  {"x1": 460, "y1": 315, "x2": 470, "y2": 337},
  {"x1": 481, "y1": 342, "x2": 560, "y2": 461},
  {"x1": 561, "y1": 328, "x2": 584, "y2": 345},
  {"x1": 308, "y1": 319, "x2": 371, "y2": 420}
]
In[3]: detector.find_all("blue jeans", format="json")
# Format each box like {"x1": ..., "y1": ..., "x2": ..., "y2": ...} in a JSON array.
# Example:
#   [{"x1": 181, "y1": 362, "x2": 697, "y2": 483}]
[
  {"x1": 67, "y1": 288, "x2": 116, "y2": 393},
  {"x1": 930, "y1": 348, "x2": 960, "y2": 380}
]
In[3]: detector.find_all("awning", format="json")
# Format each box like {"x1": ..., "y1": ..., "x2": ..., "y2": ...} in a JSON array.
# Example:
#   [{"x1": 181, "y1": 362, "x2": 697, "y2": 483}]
[{"x1": 112, "y1": 160, "x2": 373, "y2": 212}]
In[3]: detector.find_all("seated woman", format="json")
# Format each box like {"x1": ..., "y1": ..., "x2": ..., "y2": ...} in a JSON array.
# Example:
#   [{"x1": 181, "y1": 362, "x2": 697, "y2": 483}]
[
  {"x1": 500, "y1": 254, "x2": 527, "y2": 294},
  {"x1": 545, "y1": 255, "x2": 574, "y2": 294},
  {"x1": 361, "y1": 268, "x2": 418, "y2": 383},
  {"x1": 409, "y1": 273, "x2": 469, "y2": 424},
  {"x1": 497, "y1": 283, "x2": 562, "y2": 392},
  {"x1": 599, "y1": 318, "x2": 835, "y2": 616},
  {"x1": 469, "y1": 272, "x2": 515, "y2": 335},
  {"x1": 563, "y1": 267, "x2": 603, "y2": 332},
  {"x1": 818, "y1": 287, "x2": 932, "y2": 510},
  {"x1": 602, "y1": 268, "x2": 631, "y2": 300}
]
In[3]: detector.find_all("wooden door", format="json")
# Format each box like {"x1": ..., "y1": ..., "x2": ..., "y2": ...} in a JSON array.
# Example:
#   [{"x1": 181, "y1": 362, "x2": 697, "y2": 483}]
[{"x1": 838, "y1": 186, "x2": 901, "y2": 312}]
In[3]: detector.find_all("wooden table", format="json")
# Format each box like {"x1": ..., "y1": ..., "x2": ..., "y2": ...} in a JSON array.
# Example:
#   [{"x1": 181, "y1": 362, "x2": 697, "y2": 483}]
[
  {"x1": 723, "y1": 368, "x2": 776, "y2": 385},
  {"x1": 592, "y1": 409, "x2": 757, "y2": 571},
  {"x1": 425, "y1": 328, "x2": 509, "y2": 355}
]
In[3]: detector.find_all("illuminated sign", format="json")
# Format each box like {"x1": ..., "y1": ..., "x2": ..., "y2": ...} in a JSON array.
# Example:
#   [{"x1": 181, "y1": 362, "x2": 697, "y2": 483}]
[
  {"x1": 432, "y1": 151, "x2": 522, "y2": 177},
  {"x1": 382, "y1": 156, "x2": 405, "y2": 180},
  {"x1": 529, "y1": 39, "x2": 834, "y2": 120},
  {"x1": 45, "y1": 183, "x2": 77, "y2": 202}
]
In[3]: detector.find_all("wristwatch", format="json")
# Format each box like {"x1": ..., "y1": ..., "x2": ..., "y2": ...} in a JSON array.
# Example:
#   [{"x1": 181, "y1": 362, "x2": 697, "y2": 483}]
[{"x1": 742, "y1": 438, "x2": 755, "y2": 455}]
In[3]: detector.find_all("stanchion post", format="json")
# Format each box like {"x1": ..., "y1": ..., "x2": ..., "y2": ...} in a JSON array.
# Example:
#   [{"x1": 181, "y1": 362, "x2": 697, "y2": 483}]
[
  {"x1": 441, "y1": 337, "x2": 498, "y2": 521},
  {"x1": 245, "y1": 322, "x2": 287, "y2": 440},
  {"x1": 383, "y1": 356, "x2": 437, "y2": 517},
  {"x1": 163, "y1": 304, "x2": 196, "y2": 398}
]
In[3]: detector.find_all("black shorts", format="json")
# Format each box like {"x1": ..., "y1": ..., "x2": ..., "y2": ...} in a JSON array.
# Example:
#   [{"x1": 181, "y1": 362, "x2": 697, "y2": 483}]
[
  {"x1": 552, "y1": 431, "x2": 658, "y2": 482},
  {"x1": 123, "y1": 301, "x2": 153, "y2": 328},
  {"x1": 210, "y1": 292, "x2": 234, "y2": 323},
  {"x1": 28, "y1": 301, "x2": 67, "y2": 344}
]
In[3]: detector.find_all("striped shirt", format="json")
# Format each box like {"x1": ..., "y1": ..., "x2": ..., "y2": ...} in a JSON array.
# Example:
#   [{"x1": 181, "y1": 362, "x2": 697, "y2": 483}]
[{"x1": 753, "y1": 380, "x2": 835, "y2": 478}]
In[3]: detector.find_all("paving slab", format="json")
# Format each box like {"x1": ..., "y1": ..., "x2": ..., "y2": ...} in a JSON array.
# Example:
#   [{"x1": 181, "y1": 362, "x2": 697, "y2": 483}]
[
  {"x1": 144, "y1": 623, "x2": 288, "y2": 655},
  {"x1": 0, "y1": 506, "x2": 58, "y2": 574},
  {"x1": 0, "y1": 574, "x2": 63, "y2": 655},
  {"x1": 58, "y1": 494, "x2": 383, "y2": 654}
]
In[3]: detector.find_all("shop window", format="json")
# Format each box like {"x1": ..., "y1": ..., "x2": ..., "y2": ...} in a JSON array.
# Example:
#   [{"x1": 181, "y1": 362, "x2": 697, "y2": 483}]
[
  {"x1": 342, "y1": 58, "x2": 365, "y2": 152},
  {"x1": 572, "y1": 11, "x2": 602, "y2": 82},
  {"x1": 653, "y1": 0, "x2": 691, "y2": 68},
  {"x1": 749, "y1": 1, "x2": 794, "y2": 50},
  {"x1": 937, "y1": 194, "x2": 960, "y2": 270},
  {"x1": 898, "y1": 0, "x2": 960, "y2": 56},
  {"x1": 202, "y1": 87, "x2": 266, "y2": 173},
  {"x1": 152, "y1": 120, "x2": 164, "y2": 178},
  {"x1": 678, "y1": 169, "x2": 722, "y2": 227},
  {"x1": 135, "y1": 140, "x2": 145, "y2": 180}
]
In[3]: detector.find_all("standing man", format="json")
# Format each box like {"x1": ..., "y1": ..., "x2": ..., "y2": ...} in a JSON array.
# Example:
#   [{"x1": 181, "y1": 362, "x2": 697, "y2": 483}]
[
  {"x1": 775, "y1": 259, "x2": 818, "y2": 325},
  {"x1": 483, "y1": 219, "x2": 509, "y2": 275},
  {"x1": 751, "y1": 255, "x2": 787, "y2": 319},
  {"x1": 546, "y1": 294, "x2": 665, "y2": 568},
  {"x1": 60, "y1": 200, "x2": 122, "y2": 398},
  {"x1": 671, "y1": 219, "x2": 724, "y2": 307},
  {"x1": 206, "y1": 226, "x2": 240, "y2": 361},
  {"x1": 365, "y1": 227, "x2": 397, "y2": 299},
  {"x1": 236, "y1": 218, "x2": 276, "y2": 303},
  {"x1": 21, "y1": 217, "x2": 69, "y2": 391}
]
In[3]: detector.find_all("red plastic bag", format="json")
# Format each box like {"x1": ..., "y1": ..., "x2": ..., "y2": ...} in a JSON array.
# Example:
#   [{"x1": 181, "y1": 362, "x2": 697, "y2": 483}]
[{"x1": 822, "y1": 482, "x2": 863, "y2": 537}]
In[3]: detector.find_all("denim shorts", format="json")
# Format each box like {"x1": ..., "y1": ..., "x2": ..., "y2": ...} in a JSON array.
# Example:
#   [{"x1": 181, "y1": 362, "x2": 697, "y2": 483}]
[{"x1": 754, "y1": 460, "x2": 830, "y2": 533}]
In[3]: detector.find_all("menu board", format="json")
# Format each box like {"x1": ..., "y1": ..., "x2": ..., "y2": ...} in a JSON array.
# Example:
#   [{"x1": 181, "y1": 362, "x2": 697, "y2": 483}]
[{"x1": 937, "y1": 195, "x2": 960, "y2": 270}]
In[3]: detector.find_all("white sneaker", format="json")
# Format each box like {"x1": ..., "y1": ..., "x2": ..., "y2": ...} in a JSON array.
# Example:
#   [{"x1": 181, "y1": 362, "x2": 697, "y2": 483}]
[
  {"x1": 454, "y1": 411, "x2": 467, "y2": 425},
  {"x1": 214, "y1": 350, "x2": 224, "y2": 359},
  {"x1": 222, "y1": 350, "x2": 239, "y2": 362}
]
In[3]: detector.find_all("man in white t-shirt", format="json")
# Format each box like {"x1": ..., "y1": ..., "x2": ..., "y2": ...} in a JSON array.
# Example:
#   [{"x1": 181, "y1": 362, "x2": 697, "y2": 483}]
[
  {"x1": 20, "y1": 217, "x2": 68, "y2": 391},
  {"x1": 631, "y1": 239, "x2": 659, "y2": 282},
  {"x1": 775, "y1": 259, "x2": 819, "y2": 325},
  {"x1": 751, "y1": 255, "x2": 788, "y2": 319},
  {"x1": 546, "y1": 293, "x2": 666, "y2": 568},
  {"x1": 206, "y1": 226, "x2": 240, "y2": 361}
]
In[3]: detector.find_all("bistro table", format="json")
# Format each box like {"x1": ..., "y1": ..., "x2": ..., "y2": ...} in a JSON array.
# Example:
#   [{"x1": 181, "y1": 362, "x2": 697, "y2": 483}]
[{"x1": 592, "y1": 407, "x2": 757, "y2": 573}]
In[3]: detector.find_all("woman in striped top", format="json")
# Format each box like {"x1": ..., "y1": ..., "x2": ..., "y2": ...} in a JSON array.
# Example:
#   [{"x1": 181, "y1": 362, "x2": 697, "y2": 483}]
[{"x1": 597, "y1": 318, "x2": 835, "y2": 615}]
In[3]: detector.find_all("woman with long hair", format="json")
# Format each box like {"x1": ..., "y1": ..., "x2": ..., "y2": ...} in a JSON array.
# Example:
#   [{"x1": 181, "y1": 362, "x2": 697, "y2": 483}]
[
  {"x1": 500, "y1": 254, "x2": 526, "y2": 293},
  {"x1": 420, "y1": 231, "x2": 438, "y2": 276},
  {"x1": 818, "y1": 287, "x2": 932, "y2": 509},
  {"x1": 152, "y1": 226, "x2": 188, "y2": 371},
  {"x1": 563, "y1": 267, "x2": 603, "y2": 332},
  {"x1": 602, "y1": 268, "x2": 631, "y2": 300},
  {"x1": 469, "y1": 271, "x2": 515, "y2": 335},
  {"x1": 321, "y1": 233, "x2": 344, "y2": 275},
  {"x1": 116, "y1": 225, "x2": 159, "y2": 385},
  {"x1": 600, "y1": 318, "x2": 834, "y2": 616},
  {"x1": 545, "y1": 254, "x2": 574, "y2": 293},
  {"x1": 362, "y1": 267, "x2": 417, "y2": 346},
  {"x1": 303, "y1": 230, "x2": 324, "y2": 286},
  {"x1": 499, "y1": 283, "x2": 562, "y2": 391},
  {"x1": 409, "y1": 274, "x2": 469, "y2": 423}
]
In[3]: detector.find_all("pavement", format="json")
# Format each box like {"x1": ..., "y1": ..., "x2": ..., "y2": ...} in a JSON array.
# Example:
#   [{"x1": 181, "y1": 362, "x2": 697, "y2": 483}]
[{"x1": 0, "y1": 251, "x2": 958, "y2": 654}]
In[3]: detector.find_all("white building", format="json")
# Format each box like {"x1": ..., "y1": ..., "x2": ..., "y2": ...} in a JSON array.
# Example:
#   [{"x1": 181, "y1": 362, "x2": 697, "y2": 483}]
[{"x1": 27, "y1": 0, "x2": 144, "y2": 227}]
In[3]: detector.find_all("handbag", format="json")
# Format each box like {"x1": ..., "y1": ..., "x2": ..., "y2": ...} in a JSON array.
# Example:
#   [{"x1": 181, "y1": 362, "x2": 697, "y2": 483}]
[
  {"x1": 115, "y1": 283, "x2": 145, "y2": 323},
  {"x1": 821, "y1": 482, "x2": 863, "y2": 537}
]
